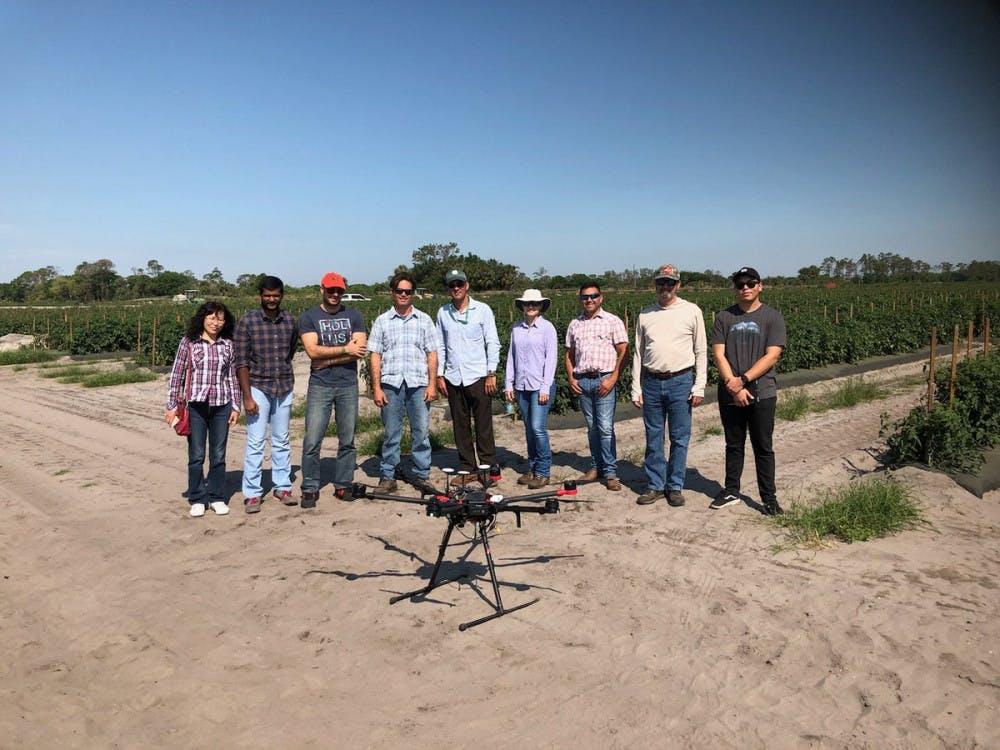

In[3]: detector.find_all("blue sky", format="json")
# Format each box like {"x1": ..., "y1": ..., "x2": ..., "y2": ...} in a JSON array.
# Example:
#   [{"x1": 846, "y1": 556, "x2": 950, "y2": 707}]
[{"x1": 1, "y1": 0, "x2": 997, "y2": 287}]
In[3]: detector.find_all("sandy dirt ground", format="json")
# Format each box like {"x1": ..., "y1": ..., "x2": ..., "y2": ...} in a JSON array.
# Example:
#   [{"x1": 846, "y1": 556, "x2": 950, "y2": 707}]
[{"x1": 1, "y1": 355, "x2": 997, "y2": 749}]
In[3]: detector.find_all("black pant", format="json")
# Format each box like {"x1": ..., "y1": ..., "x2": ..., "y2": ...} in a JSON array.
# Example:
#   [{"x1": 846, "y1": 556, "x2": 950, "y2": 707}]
[
  {"x1": 445, "y1": 377, "x2": 496, "y2": 471},
  {"x1": 718, "y1": 395, "x2": 777, "y2": 503}
]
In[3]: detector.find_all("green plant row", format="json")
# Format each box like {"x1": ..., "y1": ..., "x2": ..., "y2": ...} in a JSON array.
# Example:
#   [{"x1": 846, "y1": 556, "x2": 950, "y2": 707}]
[
  {"x1": 883, "y1": 351, "x2": 1000, "y2": 473},
  {"x1": 2, "y1": 284, "x2": 996, "y2": 413}
]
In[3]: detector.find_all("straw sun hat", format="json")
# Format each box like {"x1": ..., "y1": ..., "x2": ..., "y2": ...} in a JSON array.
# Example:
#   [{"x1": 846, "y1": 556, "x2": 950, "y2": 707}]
[{"x1": 515, "y1": 289, "x2": 551, "y2": 313}]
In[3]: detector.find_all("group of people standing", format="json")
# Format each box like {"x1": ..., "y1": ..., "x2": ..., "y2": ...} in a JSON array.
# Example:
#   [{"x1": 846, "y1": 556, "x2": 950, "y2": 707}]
[{"x1": 165, "y1": 264, "x2": 786, "y2": 518}]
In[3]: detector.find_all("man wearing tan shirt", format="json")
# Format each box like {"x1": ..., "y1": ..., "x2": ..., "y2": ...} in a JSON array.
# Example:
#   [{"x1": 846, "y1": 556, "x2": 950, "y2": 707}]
[{"x1": 631, "y1": 264, "x2": 707, "y2": 507}]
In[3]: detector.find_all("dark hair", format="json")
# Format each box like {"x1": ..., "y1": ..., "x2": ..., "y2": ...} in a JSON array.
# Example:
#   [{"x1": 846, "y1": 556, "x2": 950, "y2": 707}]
[
  {"x1": 259, "y1": 275, "x2": 284, "y2": 294},
  {"x1": 186, "y1": 301, "x2": 235, "y2": 341},
  {"x1": 389, "y1": 271, "x2": 416, "y2": 291},
  {"x1": 578, "y1": 280, "x2": 602, "y2": 295}
]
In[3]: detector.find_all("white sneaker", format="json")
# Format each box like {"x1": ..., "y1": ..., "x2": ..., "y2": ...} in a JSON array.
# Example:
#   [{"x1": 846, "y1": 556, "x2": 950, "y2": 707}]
[
  {"x1": 210, "y1": 501, "x2": 229, "y2": 516},
  {"x1": 189, "y1": 503, "x2": 206, "y2": 517}
]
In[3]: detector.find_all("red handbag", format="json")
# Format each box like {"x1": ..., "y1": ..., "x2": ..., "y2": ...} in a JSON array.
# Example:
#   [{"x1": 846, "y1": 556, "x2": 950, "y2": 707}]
[
  {"x1": 173, "y1": 341, "x2": 193, "y2": 436},
  {"x1": 173, "y1": 401, "x2": 191, "y2": 436}
]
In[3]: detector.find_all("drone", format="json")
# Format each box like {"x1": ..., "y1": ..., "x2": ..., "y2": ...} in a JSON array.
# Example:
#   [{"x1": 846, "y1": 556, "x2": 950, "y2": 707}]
[{"x1": 351, "y1": 464, "x2": 584, "y2": 631}]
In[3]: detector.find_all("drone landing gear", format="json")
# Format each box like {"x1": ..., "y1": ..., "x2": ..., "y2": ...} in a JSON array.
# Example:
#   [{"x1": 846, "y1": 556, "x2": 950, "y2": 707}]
[{"x1": 389, "y1": 516, "x2": 539, "y2": 631}]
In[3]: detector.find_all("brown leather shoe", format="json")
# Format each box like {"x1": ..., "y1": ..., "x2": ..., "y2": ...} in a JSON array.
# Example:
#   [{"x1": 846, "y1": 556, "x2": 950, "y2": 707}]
[
  {"x1": 605, "y1": 477, "x2": 622, "y2": 491},
  {"x1": 516, "y1": 472, "x2": 535, "y2": 486},
  {"x1": 452, "y1": 473, "x2": 477, "y2": 486},
  {"x1": 527, "y1": 476, "x2": 550, "y2": 489},
  {"x1": 580, "y1": 468, "x2": 601, "y2": 482}
]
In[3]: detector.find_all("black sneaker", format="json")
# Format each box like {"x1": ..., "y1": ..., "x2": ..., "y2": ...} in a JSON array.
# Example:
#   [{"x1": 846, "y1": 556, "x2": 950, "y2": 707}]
[
  {"x1": 636, "y1": 490, "x2": 661, "y2": 505},
  {"x1": 301, "y1": 491, "x2": 319, "y2": 509},
  {"x1": 710, "y1": 490, "x2": 740, "y2": 510},
  {"x1": 763, "y1": 500, "x2": 784, "y2": 516},
  {"x1": 666, "y1": 490, "x2": 686, "y2": 507}
]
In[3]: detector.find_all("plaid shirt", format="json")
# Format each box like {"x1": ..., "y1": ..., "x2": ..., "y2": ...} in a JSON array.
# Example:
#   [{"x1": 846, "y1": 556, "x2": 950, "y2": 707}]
[
  {"x1": 233, "y1": 308, "x2": 299, "y2": 397},
  {"x1": 368, "y1": 306, "x2": 439, "y2": 388},
  {"x1": 166, "y1": 336, "x2": 241, "y2": 411},
  {"x1": 565, "y1": 310, "x2": 628, "y2": 374}
]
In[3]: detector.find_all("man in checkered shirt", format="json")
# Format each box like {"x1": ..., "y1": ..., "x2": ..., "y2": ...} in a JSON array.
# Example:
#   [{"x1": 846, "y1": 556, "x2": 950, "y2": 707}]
[
  {"x1": 564, "y1": 280, "x2": 629, "y2": 491},
  {"x1": 234, "y1": 275, "x2": 299, "y2": 513}
]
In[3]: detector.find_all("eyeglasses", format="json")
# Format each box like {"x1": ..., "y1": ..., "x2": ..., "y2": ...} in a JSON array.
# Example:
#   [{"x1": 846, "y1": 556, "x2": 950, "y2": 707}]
[
  {"x1": 579, "y1": 293, "x2": 601, "y2": 301},
  {"x1": 655, "y1": 279, "x2": 678, "y2": 288},
  {"x1": 734, "y1": 281, "x2": 758, "y2": 290},
  {"x1": 448, "y1": 281, "x2": 466, "y2": 289},
  {"x1": 393, "y1": 288, "x2": 414, "y2": 295}
]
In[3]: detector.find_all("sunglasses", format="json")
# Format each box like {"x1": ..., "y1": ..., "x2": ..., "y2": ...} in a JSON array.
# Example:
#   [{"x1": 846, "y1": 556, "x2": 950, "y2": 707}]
[
  {"x1": 655, "y1": 279, "x2": 678, "y2": 288},
  {"x1": 522, "y1": 302, "x2": 541, "y2": 307},
  {"x1": 579, "y1": 293, "x2": 601, "y2": 301},
  {"x1": 734, "y1": 280, "x2": 758, "y2": 290},
  {"x1": 323, "y1": 287, "x2": 344, "y2": 294},
  {"x1": 448, "y1": 281, "x2": 466, "y2": 289},
  {"x1": 393, "y1": 288, "x2": 414, "y2": 295}
]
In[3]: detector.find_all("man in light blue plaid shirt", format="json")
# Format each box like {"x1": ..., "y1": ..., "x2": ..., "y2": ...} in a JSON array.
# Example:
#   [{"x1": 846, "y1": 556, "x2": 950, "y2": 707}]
[{"x1": 367, "y1": 271, "x2": 440, "y2": 493}]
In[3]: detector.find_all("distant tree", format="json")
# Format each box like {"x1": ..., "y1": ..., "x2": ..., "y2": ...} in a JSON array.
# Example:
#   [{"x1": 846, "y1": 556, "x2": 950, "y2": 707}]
[
  {"x1": 236, "y1": 273, "x2": 265, "y2": 292},
  {"x1": 146, "y1": 259, "x2": 164, "y2": 277},
  {"x1": 73, "y1": 259, "x2": 120, "y2": 302},
  {"x1": 200, "y1": 267, "x2": 234, "y2": 296},
  {"x1": 797, "y1": 265, "x2": 821, "y2": 282},
  {"x1": 403, "y1": 242, "x2": 518, "y2": 291},
  {"x1": 148, "y1": 270, "x2": 195, "y2": 297},
  {"x1": 2, "y1": 266, "x2": 59, "y2": 302}
]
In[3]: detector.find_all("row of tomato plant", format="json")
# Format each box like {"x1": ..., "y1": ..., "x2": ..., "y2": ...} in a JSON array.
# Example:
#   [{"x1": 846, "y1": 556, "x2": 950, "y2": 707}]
[{"x1": 2, "y1": 284, "x2": 995, "y2": 415}]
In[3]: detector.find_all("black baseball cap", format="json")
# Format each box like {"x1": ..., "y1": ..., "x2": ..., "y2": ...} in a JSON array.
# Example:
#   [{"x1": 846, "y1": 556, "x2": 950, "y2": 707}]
[{"x1": 730, "y1": 266, "x2": 761, "y2": 282}]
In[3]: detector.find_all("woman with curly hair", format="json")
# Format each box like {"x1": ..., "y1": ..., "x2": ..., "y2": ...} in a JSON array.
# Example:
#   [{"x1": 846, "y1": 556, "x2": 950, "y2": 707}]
[{"x1": 165, "y1": 301, "x2": 242, "y2": 517}]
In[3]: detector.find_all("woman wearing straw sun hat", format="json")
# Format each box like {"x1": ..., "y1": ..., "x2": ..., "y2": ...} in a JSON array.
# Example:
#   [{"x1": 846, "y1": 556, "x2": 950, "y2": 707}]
[{"x1": 504, "y1": 289, "x2": 558, "y2": 489}]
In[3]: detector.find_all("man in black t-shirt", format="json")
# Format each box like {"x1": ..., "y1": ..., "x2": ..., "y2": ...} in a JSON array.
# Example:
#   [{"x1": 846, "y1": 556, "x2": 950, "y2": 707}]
[
  {"x1": 709, "y1": 266, "x2": 787, "y2": 516},
  {"x1": 299, "y1": 272, "x2": 367, "y2": 508}
]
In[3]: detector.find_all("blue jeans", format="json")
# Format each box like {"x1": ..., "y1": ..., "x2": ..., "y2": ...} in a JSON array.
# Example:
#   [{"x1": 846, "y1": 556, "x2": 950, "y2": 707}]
[
  {"x1": 577, "y1": 373, "x2": 618, "y2": 477},
  {"x1": 301, "y1": 382, "x2": 359, "y2": 492},
  {"x1": 641, "y1": 370, "x2": 694, "y2": 492},
  {"x1": 187, "y1": 401, "x2": 232, "y2": 505},
  {"x1": 516, "y1": 383, "x2": 556, "y2": 477},
  {"x1": 379, "y1": 382, "x2": 431, "y2": 481},
  {"x1": 243, "y1": 386, "x2": 293, "y2": 498}
]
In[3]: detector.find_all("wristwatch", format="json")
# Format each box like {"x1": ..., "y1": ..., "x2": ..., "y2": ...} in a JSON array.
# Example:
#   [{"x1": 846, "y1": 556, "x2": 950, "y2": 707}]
[
  {"x1": 740, "y1": 373, "x2": 750, "y2": 386},
  {"x1": 487, "y1": 372, "x2": 496, "y2": 377}
]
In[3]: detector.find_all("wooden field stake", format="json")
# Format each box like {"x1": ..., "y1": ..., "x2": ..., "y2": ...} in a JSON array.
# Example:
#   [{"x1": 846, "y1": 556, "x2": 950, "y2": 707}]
[
  {"x1": 985, "y1": 318, "x2": 991, "y2": 356},
  {"x1": 949, "y1": 325, "x2": 959, "y2": 407},
  {"x1": 927, "y1": 326, "x2": 937, "y2": 413},
  {"x1": 151, "y1": 316, "x2": 157, "y2": 366},
  {"x1": 967, "y1": 321, "x2": 974, "y2": 359}
]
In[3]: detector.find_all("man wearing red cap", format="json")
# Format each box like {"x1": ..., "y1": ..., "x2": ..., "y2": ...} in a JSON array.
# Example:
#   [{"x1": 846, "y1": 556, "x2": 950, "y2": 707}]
[{"x1": 298, "y1": 272, "x2": 368, "y2": 509}]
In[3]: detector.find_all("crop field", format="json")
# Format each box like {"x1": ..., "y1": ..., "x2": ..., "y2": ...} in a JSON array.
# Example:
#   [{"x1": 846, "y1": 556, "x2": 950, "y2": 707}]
[{"x1": 2, "y1": 283, "x2": 995, "y2": 414}]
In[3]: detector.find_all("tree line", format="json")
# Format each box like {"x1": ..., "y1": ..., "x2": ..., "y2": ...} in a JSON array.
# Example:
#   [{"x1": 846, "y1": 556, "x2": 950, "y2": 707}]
[{"x1": 1, "y1": 245, "x2": 997, "y2": 304}]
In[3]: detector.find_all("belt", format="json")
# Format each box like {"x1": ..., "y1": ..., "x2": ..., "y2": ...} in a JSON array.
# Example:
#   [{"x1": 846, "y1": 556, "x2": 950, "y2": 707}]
[
  {"x1": 643, "y1": 366, "x2": 693, "y2": 380},
  {"x1": 574, "y1": 370, "x2": 611, "y2": 378}
]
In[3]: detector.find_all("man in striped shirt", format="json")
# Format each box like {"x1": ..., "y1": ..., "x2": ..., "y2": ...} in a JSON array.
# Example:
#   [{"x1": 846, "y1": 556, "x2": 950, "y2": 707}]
[
  {"x1": 234, "y1": 275, "x2": 299, "y2": 513},
  {"x1": 367, "y1": 271, "x2": 440, "y2": 494},
  {"x1": 564, "y1": 280, "x2": 629, "y2": 491}
]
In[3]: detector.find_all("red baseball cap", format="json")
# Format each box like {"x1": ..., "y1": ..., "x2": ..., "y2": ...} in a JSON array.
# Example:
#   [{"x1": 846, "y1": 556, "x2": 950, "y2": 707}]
[{"x1": 321, "y1": 272, "x2": 347, "y2": 290}]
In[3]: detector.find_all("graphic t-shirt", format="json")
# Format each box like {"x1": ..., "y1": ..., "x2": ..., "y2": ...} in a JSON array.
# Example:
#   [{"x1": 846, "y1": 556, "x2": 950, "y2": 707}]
[
  {"x1": 299, "y1": 305, "x2": 366, "y2": 388},
  {"x1": 710, "y1": 303, "x2": 786, "y2": 400}
]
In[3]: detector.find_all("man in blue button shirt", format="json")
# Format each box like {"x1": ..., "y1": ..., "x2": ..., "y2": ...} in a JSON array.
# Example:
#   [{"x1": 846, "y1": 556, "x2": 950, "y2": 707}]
[{"x1": 436, "y1": 269, "x2": 501, "y2": 483}]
